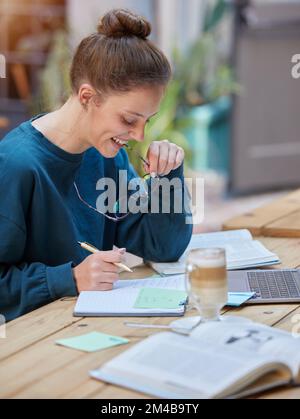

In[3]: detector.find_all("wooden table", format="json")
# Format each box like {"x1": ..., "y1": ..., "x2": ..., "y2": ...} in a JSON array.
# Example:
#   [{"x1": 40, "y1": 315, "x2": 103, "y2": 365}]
[
  {"x1": 2, "y1": 207, "x2": 300, "y2": 398},
  {"x1": 223, "y1": 188, "x2": 300, "y2": 238}
]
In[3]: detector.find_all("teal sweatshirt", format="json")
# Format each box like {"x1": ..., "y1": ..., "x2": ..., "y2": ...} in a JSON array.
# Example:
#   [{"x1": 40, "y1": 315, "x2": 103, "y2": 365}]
[{"x1": 0, "y1": 116, "x2": 192, "y2": 321}]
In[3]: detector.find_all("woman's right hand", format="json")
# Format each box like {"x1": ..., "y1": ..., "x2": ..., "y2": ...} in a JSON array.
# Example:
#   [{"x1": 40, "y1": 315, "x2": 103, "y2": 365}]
[{"x1": 72, "y1": 248, "x2": 126, "y2": 292}]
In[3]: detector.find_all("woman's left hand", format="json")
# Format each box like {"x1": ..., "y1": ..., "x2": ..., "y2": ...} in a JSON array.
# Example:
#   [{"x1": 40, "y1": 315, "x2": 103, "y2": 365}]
[{"x1": 144, "y1": 140, "x2": 185, "y2": 176}]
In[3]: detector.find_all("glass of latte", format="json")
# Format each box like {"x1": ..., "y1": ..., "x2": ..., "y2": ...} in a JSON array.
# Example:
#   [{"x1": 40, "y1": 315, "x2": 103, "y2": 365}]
[{"x1": 186, "y1": 248, "x2": 227, "y2": 322}]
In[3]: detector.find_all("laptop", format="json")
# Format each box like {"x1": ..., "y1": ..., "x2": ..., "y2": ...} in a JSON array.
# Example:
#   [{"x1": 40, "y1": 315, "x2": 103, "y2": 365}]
[{"x1": 228, "y1": 269, "x2": 300, "y2": 304}]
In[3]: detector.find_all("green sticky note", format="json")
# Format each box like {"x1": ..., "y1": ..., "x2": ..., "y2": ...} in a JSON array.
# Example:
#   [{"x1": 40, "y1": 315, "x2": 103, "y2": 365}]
[
  {"x1": 134, "y1": 288, "x2": 188, "y2": 309},
  {"x1": 55, "y1": 331, "x2": 129, "y2": 352}
]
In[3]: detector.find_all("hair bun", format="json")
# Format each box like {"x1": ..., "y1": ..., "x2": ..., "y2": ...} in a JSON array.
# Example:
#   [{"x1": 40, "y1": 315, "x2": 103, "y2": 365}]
[{"x1": 97, "y1": 9, "x2": 151, "y2": 39}]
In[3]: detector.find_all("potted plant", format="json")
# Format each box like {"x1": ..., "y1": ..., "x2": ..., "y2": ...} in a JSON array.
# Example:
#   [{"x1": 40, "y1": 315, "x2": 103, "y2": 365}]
[
  {"x1": 31, "y1": 30, "x2": 72, "y2": 114},
  {"x1": 173, "y1": 0, "x2": 241, "y2": 174}
]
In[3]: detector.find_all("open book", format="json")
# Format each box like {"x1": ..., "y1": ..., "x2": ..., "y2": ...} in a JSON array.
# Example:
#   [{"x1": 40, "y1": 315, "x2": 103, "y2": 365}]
[
  {"x1": 149, "y1": 229, "x2": 280, "y2": 275},
  {"x1": 74, "y1": 275, "x2": 186, "y2": 317},
  {"x1": 90, "y1": 318, "x2": 300, "y2": 399}
]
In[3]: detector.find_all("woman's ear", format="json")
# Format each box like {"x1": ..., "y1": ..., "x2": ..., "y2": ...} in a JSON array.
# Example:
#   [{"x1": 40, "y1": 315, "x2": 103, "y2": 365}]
[{"x1": 78, "y1": 84, "x2": 96, "y2": 110}]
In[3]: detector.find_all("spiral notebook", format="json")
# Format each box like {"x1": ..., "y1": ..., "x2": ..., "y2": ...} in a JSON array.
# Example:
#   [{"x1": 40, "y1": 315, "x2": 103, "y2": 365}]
[{"x1": 73, "y1": 275, "x2": 187, "y2": 317}]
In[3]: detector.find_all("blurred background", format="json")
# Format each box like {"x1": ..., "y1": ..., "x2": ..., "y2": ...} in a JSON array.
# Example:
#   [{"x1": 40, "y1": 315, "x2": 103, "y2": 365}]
[{"x1": 0, "y1": 0, "x2": 300, "y2": 232}]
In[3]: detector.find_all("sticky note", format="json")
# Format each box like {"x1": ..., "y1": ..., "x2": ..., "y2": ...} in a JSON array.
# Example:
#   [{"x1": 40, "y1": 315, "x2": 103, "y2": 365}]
[
  {"x1": 56, "y1": 331, "x2": 129, "y2": 352},
  {"x1": 134, "y1": 288, "x2": 188, "y2": 309},
  {"x1": 227, "y1": 292, "x2": 255, "y2": 307}
]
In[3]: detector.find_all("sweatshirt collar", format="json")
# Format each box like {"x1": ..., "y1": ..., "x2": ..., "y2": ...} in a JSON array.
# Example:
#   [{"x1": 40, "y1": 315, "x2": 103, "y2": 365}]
[{"x1": 22, "y1": 114, "x2": 85, "y2": 164}]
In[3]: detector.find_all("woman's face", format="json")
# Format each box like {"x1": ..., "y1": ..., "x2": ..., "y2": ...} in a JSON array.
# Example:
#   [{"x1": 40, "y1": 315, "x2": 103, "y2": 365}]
[{"x1": 83, "y1": 86, "x2": 165, "y2": 158}]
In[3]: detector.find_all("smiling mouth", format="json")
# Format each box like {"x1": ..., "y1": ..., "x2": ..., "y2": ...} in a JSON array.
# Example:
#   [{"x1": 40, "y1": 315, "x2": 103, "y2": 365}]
[{"x1": 111, "y1": 136, "x2": 129, "y2": 146}]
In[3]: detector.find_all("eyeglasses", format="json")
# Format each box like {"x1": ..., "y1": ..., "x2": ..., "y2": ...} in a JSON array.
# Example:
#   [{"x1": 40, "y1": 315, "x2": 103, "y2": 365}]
[{"x1": 74, "y1": 145, "x2": 161, "y2": 222}]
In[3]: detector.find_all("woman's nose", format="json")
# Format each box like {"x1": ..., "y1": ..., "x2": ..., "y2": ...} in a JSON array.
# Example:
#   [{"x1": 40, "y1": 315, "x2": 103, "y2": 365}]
[{"x1": 131, "y1": 127, "x2": 145, "y2": 142}]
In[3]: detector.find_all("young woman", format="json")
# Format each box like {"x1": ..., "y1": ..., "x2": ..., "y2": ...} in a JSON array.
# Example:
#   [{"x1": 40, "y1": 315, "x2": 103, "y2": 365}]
[{"x1": 0, "y1": 9, "x2": 192, "y2": 321}]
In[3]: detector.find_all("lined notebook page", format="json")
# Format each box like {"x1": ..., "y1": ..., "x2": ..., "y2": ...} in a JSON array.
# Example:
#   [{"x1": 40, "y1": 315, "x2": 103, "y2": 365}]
[{"x1": 74, "y1": 275, "x2": 186, "y2": 316}]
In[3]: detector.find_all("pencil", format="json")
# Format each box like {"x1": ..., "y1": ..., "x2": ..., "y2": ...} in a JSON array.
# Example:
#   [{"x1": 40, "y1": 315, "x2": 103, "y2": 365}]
[{"x1": 78, "y1": 241, "x2": 133, "y2": 273}]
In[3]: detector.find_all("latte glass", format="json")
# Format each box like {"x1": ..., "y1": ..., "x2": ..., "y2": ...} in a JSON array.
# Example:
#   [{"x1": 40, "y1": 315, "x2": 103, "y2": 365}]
[{"x1": 186, "y1": 248, "x2": 227, "y2": 322}]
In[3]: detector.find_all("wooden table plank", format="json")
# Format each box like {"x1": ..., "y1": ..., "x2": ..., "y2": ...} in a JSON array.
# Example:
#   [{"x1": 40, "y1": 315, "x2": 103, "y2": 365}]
[
  {"x1": 2, "y1": 304, "x2": 299, "y2": 399},
  {"x1": 258, "y1": 237, "x2": 300, "y2": 268},
  {"x1": 263, "y1": 210, "x2": 300, "y2": 238},
  {"x1": 224, "y1": 304, "x2": 300, "y2": 326},
  {"x1": 0, "y1": 265, "x2": 153, "y2": 364},
  {"x1": 223, "y1": 189, "x2": 300, "y2": 236},
  {"x1": 255, "y1": 306, "x2": 300, "y2": 399},
  {"x1": 0, "y1": 264, "x2": 195, "y2": 399},
  {"x1": 2, "y1": 231, "x2": 300, "y2": 399},
  {"x1": 4, "y1": 301, "x2": 298, "y2": 399},
  {"x1": 0, "y1": 315, "x2": 141, "y2": 398},
  {"x1": 0, "y1": 309, "x2": 203, "y2": 399},
  {"x1": 0, "y1": 299, "x2": 82, "y2": 362}
]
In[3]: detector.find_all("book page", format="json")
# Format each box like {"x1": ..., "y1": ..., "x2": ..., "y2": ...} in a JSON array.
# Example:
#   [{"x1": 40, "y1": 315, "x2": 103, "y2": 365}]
[
  {"x1": 93, "y1": 331, "x2": 281, "y2": 399},
  {"x1": 184, "y1": 240, "x2": 277, "y2": 264},
  {"x1": 150, "y1": 239, "x2": 279, "y2": 274},
  {"x1": 191, "y1": 321, "x2": 300, "y2": 377},
  {"x1": 149, "y1": 230, "x2": 254, "y2": 274},
  {"x1": 187, "y1": 229, "x2": 253, "y2": 245}
]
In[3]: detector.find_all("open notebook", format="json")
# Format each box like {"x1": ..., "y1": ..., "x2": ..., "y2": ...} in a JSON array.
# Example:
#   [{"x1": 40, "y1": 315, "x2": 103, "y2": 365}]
[
  {"x1": 90, "y1": 318, "x2": 300, "y2": 399},
  {"x1": 149, "y1": 229, "x2": 280, "y2": 275},
  {"x1": 74, "y1": 275, "x2": 186, "y2": 317}
]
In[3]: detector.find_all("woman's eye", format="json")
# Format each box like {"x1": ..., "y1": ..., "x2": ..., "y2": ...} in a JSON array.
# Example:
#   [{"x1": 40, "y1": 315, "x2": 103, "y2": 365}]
[{"x1": 122, "y1": 118, "x2": 136, "y2": 126}]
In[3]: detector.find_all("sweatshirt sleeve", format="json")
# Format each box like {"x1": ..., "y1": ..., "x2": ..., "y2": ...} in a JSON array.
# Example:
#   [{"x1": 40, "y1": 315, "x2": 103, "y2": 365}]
[
  {"x1": 114, "y1": 150, "x2": 193, "y2": 262},
  {"x1": 0, "y1": 214, "x2": 77, "y2": 322},
  {"x1": 0, "y1": 149, "x2": 78, "y2": 322}
]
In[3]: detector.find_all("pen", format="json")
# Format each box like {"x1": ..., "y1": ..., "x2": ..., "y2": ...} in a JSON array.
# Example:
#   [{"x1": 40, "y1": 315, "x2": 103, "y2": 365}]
[{"x1": 78, "y1": 241, "x2": 133, "y2": 273}]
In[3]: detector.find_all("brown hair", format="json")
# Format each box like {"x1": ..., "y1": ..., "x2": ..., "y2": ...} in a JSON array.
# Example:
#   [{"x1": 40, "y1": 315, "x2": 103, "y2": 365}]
[{"x1": 70, "y1": 9, "x2": 171, "y2": 95}]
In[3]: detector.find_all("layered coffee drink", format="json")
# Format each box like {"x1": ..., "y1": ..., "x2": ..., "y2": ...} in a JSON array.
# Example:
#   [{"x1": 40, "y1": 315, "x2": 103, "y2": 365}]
[{"x1": 186, "y1": 248, "x2": 227, "y2": 321}]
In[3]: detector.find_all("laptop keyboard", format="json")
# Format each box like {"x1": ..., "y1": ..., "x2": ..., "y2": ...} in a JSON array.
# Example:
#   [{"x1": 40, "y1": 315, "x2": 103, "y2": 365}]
[{"x1": 247, "y1": 271, "x2": 300, "y2": 299}]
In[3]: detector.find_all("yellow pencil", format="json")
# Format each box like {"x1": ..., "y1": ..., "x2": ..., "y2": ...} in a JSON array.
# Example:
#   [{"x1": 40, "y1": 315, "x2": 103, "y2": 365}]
[{"x1": 78, "y1": 241, "x2": 133, "y2": 273}]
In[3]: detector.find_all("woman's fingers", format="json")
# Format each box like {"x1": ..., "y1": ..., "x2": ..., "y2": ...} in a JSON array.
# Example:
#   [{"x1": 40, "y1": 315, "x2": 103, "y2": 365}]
[
  {"x1": 97, "y1": 249, "x2": 125, "y2": 264},
  {"x1": 146, "y1": 141, "x2": 160, "y2": 175},
  {"x1": 91, "y1": 282, "x2": 114, "y2": 291},
  {"x1": 174, "y1": 147, "x2": 184, "y2": 170},
  {"x1": 90, "y1": 272, "x2": 119, "y2": 290},
  {"x1": 73, "y1": 249, "x2": 126, "y2": 293},
  {"x1": 97, "y1": 272, "x2": 119, "y2": 283},
  {"x1": 157, "y1": 140, "x2": 170, "y2": 174},
  {"x1": 92, "y1": 259, "x2": 119, "y2": 273},
  {"x1": 146, "y1": 141, "x2": 184, "y2": 176},
  {"x1": 162, "y1": 143, "x2": 178, "y2": 175}
]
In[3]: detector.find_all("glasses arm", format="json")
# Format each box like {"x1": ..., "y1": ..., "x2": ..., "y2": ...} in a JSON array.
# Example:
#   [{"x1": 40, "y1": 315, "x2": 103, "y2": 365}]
[
  {"x1": 124, "y1": 144, "x2": 151, "y2": 170},
  {"x1": 73, "y1": 182, "x2": 129, "y2": 222}
]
